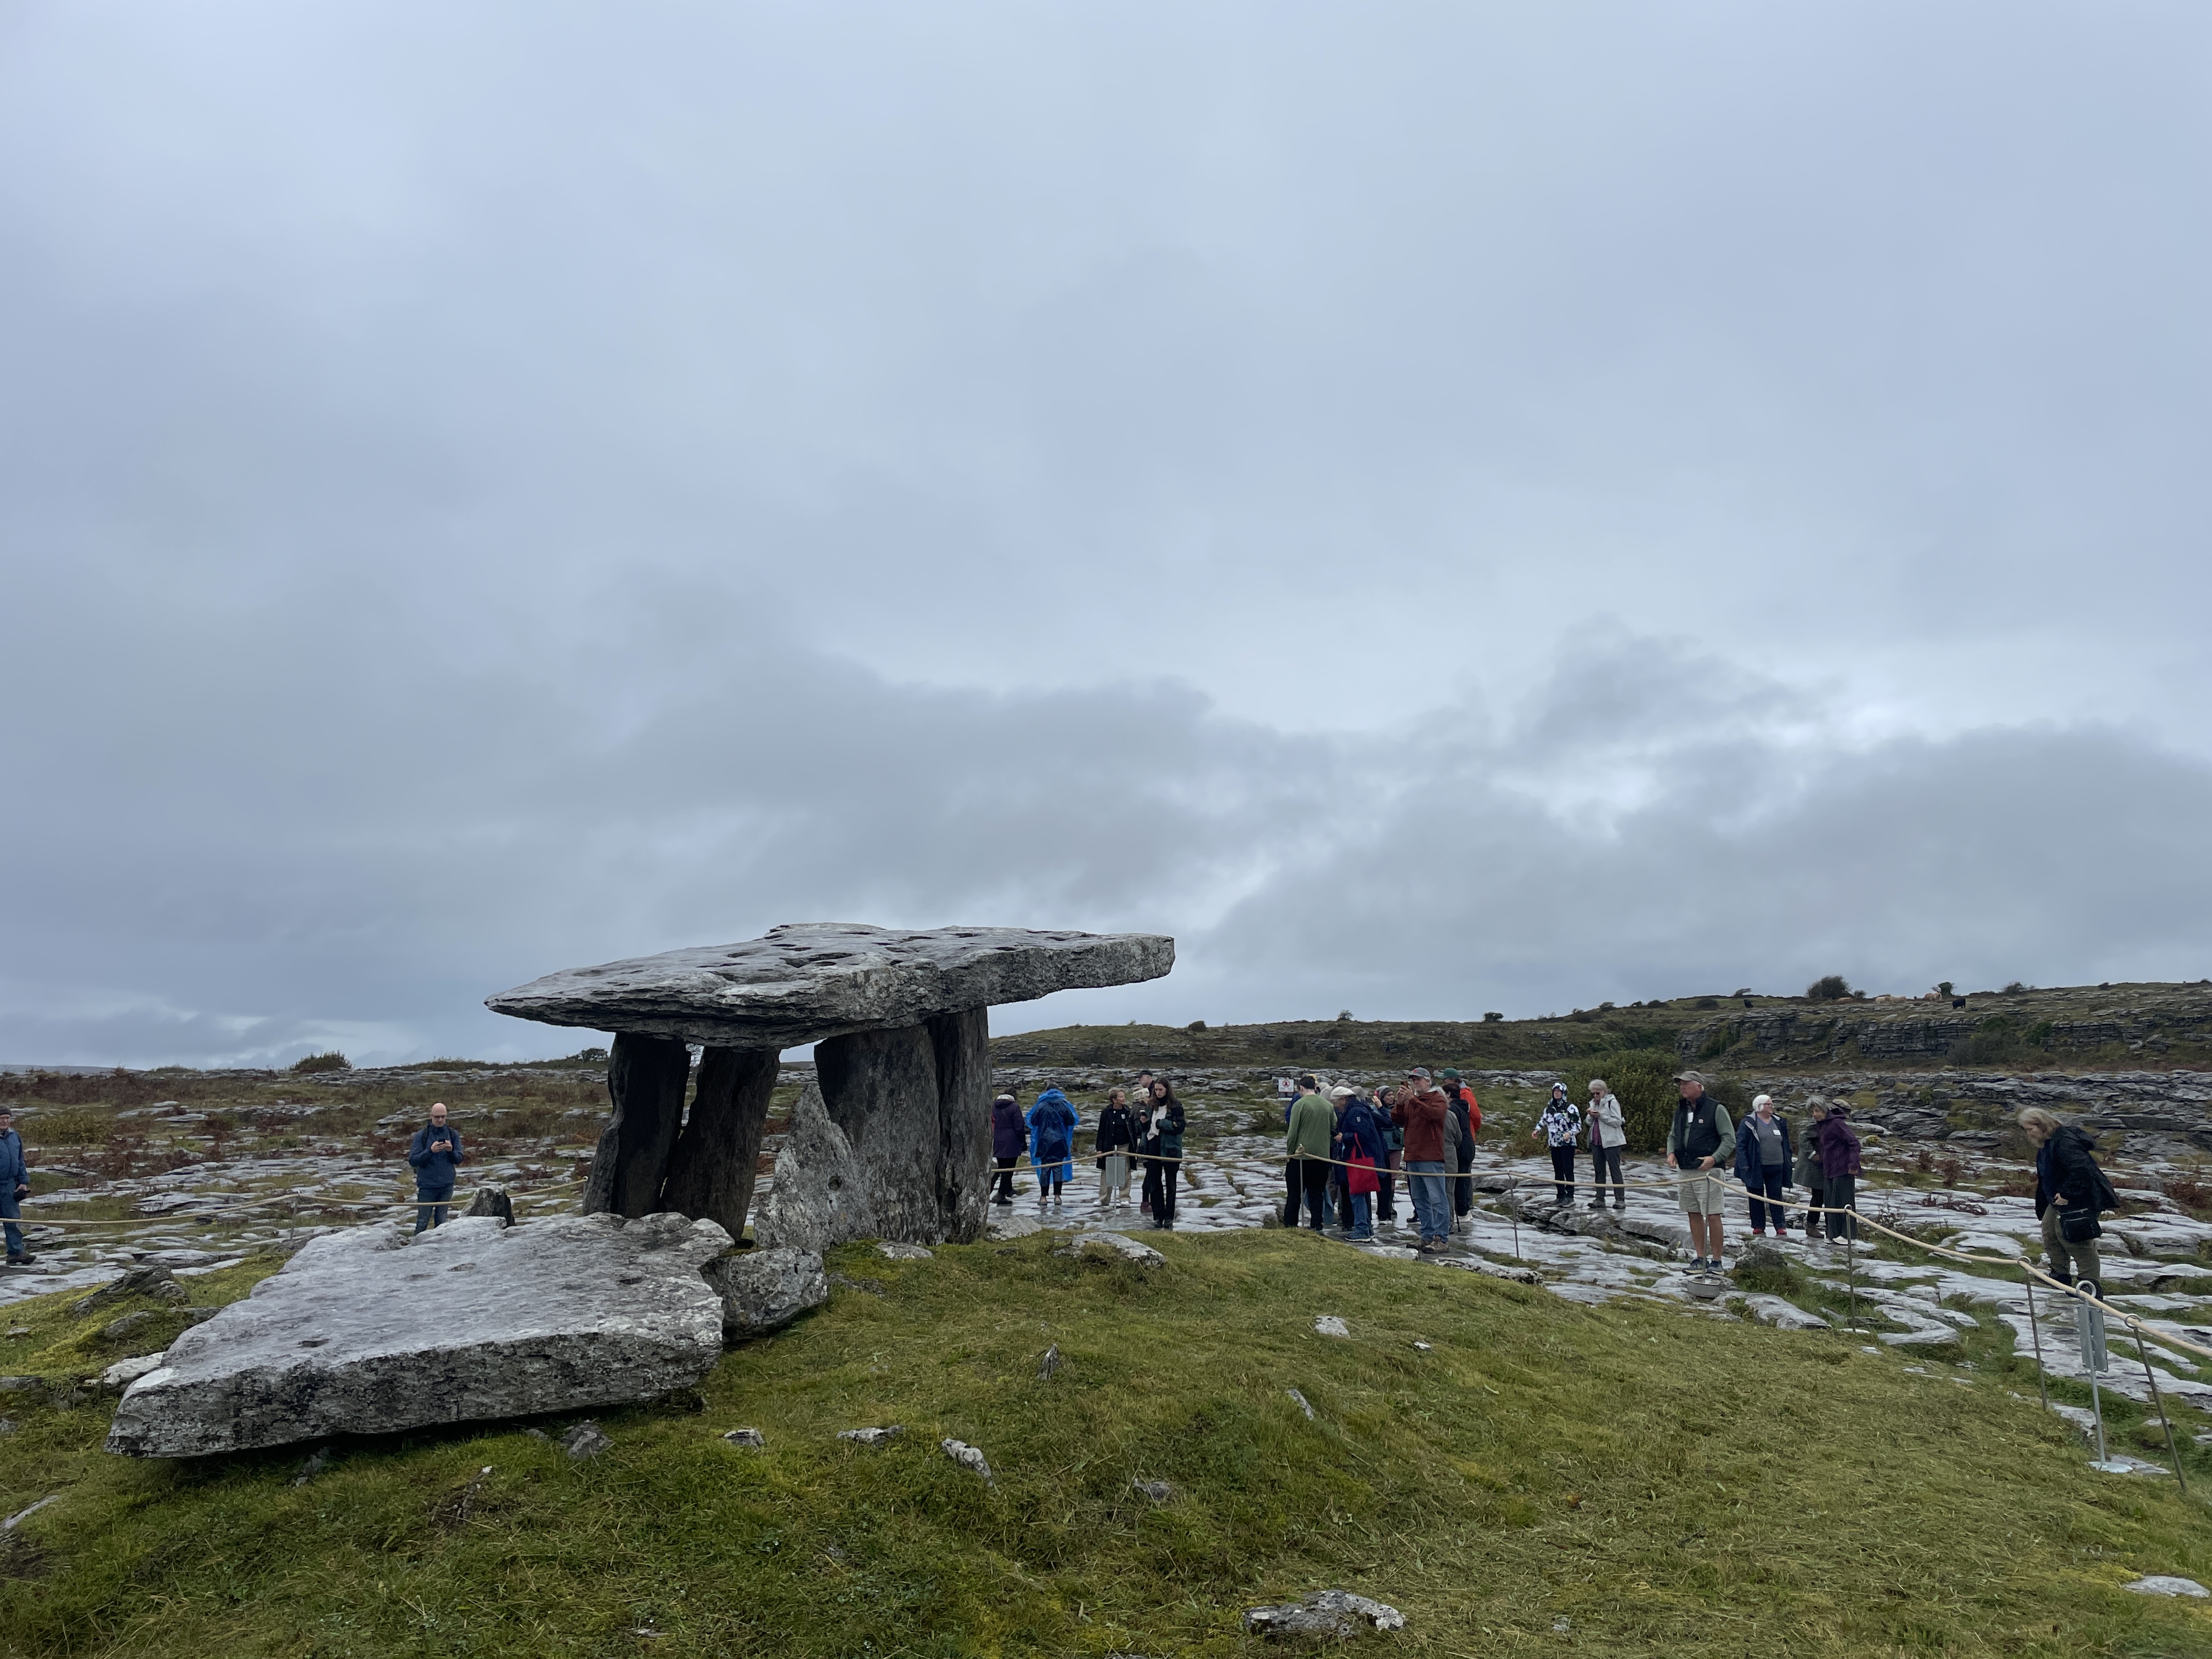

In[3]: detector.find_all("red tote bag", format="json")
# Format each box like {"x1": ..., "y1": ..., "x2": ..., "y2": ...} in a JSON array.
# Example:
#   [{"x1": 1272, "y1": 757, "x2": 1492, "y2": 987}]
[{"x1": 1347, "y1": 1154, "x2": 1380, "y2": 1195}]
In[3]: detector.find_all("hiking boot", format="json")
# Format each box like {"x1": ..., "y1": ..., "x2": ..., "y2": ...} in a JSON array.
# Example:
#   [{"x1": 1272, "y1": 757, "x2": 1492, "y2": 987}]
[{"x1": 5, "y1": 1253, "x2": 35, "y2": 1267}]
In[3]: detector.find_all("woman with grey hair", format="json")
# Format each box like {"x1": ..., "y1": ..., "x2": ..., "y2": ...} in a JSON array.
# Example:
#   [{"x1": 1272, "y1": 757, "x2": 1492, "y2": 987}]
[
  {"x1": 1799, "y1": 1098, "x2": 1829, "y2": 1239},
  {"x1": 1584, "y1": 1079, "x2": 1627, "y2": 1210},
  {"x1": 2021, "y1": 1107, "x2": 2119, "y2": 1289}
]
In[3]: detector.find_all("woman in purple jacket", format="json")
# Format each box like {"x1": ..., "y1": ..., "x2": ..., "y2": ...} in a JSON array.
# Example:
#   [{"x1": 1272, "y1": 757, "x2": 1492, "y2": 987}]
[
  {"x1": 990, "y1": 1092, "x2": 1025, "y2": 1206},
  {"x1": 1817, "y1": 1105, "x2": 1864, "y2": 1241}
]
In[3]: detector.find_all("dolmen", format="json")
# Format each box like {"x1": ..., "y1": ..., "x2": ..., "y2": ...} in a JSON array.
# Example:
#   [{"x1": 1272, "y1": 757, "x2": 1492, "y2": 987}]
[{"x1": 487, "y1": 923, "x2": 1173, "y2": 1250}]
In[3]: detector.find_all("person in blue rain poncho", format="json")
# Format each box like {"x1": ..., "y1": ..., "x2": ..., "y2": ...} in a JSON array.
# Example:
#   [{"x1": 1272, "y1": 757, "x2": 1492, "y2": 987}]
[{"x1": 1028, "y1": 1085, "x2": 1079, "y2": 1211}]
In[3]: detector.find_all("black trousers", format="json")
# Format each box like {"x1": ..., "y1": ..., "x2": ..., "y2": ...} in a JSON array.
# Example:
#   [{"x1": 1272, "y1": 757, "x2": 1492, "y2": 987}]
[
  {"x1": 1824, "y1": 1172, "x2": 1859, "y2": 1240},
  {"x1": 1378, "y1": 1153, "x2": 1397, "y2": 1218},
  {"x1": 1803, "y1": 1177, "x2": 1827, "y2": 1234},
  {"x1": 1453, "y1": 1144, "x2": 1475, "y2": 1216},
  {"x1": 1589, "y1": 1144, "x2": 1624, "y2": 1205},
  {"x1": 1144, "y1": 1158, "x2": 1178, "y2": 1222},
  {"x1": 1283, "y1": 1160, "x2": 1304, "y2": 1226},
  {"x1": 992, "y1": 1155, "x2": 1018, "y2": 1200},
  {"x1": 1548, "y1": 1145, "x2": 1576, "y2": 1204},
  {"x1": 1293, "y1": 1157, "x2": 1331, "y2": 1231}
]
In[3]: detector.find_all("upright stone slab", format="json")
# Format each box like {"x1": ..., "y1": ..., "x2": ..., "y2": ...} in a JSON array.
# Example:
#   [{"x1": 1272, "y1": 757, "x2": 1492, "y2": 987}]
[
  {"x1": 490, "y1": 924, "x2": 1173, "y2": 1245},
  {"x1": 582, "y1": 1033, "x2": 690, "y2": 1219},
  {"x1": 657, "y1": 1046, "x2": 778, "y2": 1241}
]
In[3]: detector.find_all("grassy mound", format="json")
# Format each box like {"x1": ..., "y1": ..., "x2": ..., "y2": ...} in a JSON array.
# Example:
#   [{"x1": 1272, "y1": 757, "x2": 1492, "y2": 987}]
[{"x1": 3, "y1": 1232, "x2": 2210, "y2": 1657}]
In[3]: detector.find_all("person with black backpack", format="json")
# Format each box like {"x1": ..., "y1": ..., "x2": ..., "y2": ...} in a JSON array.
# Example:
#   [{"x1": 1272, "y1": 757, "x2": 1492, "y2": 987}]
[{"x1": 2021, "y1": 1107, "x2": 2120, "y2": 1290}]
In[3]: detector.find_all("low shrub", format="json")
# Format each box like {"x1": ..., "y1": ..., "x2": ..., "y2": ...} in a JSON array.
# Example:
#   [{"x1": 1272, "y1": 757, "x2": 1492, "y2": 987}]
[
  {"x1": 1807, "y1": 974, "x2": 1853, "y2": 1000},
  {"x1": 290, "y1": 1052, "x2": 351, "y2": 1074}
]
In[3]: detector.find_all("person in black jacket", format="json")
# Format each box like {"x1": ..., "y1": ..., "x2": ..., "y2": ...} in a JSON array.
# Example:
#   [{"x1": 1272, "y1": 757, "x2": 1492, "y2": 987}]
[
  {"x1": 2021, "y1": 1107, "x2": 2119, "y2": 1289},
  {"x1": 1139, "y1": 1079, "x2": 1186, "y2": 1229},
  {"x1": 1095, "y1": 1088, "x2": 1136, "y2": 1210}
]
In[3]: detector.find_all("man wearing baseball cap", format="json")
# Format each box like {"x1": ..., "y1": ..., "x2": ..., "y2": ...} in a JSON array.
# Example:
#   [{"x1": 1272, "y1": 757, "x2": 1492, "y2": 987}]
[
  {"x1": 0, "y1": 1105, "x2": 33, "y2": 1265},
  {"x1": 1667, "y1": 1070, "x2": 1734, "y2": 1274}
]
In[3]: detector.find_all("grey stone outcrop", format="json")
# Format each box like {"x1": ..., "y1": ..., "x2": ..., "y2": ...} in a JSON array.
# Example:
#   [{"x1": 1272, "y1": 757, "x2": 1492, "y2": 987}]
[
  {"x1": 105, "y1": 1212, "x2": 730, "y2": 1458},
  {"x1": 700, "y1": 1245, "x2": 828, "y2": 1340},
  {"x1": 1243, "y1": 1590, "x2": 1406, "y2": 1638}
]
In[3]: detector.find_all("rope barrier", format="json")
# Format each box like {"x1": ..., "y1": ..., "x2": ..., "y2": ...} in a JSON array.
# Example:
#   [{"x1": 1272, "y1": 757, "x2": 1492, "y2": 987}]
[{"x1": 1035, "y1": 1139, "x2": 2212, "y2": 1374}]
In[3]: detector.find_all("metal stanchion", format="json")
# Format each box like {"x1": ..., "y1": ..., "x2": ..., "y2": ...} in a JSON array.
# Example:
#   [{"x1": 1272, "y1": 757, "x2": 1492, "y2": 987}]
[
  {"x1": 2136, "y1": 1337, "x2": 2188, "y2": 1492},
  {"x1": 1847, "y1": 1224, "x2": 1858, "y2": 1330},
  {"x1": 2023, "y1": 1268, "x2": 2051, "y2": 1412}
]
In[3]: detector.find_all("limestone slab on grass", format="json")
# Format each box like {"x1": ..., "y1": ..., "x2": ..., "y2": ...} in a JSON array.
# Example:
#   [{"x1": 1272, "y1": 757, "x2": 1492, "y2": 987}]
[
  {"x1": 106, "y1": 1212, "x2": 731, "y2": 1458},
  {"x1": 701, "y1": 1245, "x2": 827, "y2": 1340}
]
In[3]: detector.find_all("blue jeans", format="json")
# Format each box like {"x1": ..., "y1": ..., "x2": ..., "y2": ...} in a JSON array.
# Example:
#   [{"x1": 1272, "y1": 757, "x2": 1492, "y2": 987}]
[
  {"x1": 1, "y1": 1188, "x2": 22, "y2": 1256},
  {"x1": 1745, "y1": 1169, "x2": 1788, "y2": 1232},
  {"x1": 1408, "y1": 1160, "x2": 1448, "y2": 1243},
  {"x1": 415, "y1": 1184, "x2": 454, "y2": 1234},
  {"x1": 1349, "y1": 1191, "x2": 1372, "y2": 1238}
]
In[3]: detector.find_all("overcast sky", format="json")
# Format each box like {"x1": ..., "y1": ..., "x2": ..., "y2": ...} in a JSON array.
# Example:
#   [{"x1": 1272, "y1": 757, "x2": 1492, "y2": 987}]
[{"x1": 5, "y1": 3, "x2": 2210, "y2": 1067}]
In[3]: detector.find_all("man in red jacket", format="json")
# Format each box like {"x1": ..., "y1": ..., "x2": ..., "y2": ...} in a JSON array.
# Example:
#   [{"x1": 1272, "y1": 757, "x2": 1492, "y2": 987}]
[{"x1": 1392, "y1": 1068, "x2": 1453, "y2": 1252}]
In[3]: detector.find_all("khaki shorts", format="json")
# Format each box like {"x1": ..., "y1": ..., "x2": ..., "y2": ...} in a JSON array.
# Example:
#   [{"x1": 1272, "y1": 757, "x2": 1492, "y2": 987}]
[{"x1": 1675, "y1": 1171, "x2": 1728, "y2": 1215}]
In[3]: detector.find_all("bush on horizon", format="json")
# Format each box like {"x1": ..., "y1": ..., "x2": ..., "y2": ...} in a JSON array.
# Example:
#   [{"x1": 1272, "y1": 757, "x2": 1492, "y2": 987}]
[{"x1": 289, "y1": 1051, "x2": 350, "y2": 1074}]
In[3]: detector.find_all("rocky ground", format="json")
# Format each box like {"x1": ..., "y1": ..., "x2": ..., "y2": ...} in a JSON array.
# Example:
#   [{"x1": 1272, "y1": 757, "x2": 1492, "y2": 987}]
[{"x1": 10, "y1": 1058, "x2": 2212, "y2": 1473}]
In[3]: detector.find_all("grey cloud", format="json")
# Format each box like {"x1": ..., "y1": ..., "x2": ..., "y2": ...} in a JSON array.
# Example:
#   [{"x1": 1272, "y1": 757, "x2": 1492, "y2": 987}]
[{"x1": 4, "y1": 5, "x2": 2210, "y2": 1062}]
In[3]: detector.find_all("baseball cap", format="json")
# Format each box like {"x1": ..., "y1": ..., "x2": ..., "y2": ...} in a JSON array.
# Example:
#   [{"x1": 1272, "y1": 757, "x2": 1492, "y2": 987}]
[
  {"x1": 1407, "y1": 1065, "x2": 1431, "y2": 1080},
  {"x1": 1673, "y1": 1069, "x2": 1706, "y2": 1086},
  {"x1": 1440, "y1": 1068, "x2": 1461, "y2": 1081}
]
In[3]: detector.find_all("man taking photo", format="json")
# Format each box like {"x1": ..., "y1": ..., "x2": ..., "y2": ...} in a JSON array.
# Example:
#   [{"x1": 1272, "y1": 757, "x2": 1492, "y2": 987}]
[{"x1": 408, "y1": 1101, "x2": 466, "y2": 1233}]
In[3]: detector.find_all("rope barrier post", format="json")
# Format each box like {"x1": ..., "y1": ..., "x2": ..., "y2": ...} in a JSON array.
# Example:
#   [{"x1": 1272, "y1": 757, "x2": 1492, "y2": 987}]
[
  {"x1": 1847, "y1": 1224, "x2": 1857, "y2": 1331},
  {"x1": 2135, "y1": 1338, "x2": 2188, "y2": 1493},
  {"x1": 1510, "y1": 1177, "x2": 1521, "y2": 1261},
  {"x1": 2023, "y1": 1268, "x2": 2050, "y2": 1412}
]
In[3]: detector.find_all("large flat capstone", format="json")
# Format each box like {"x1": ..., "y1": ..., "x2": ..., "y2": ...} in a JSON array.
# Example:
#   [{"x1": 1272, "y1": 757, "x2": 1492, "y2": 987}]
[
  {"x1": 106, "y1": 1212, "x2": 732, "y2": 1458},
  {"x1": 484, "y1": 923, "x2": 1174, "y2": 1050}
]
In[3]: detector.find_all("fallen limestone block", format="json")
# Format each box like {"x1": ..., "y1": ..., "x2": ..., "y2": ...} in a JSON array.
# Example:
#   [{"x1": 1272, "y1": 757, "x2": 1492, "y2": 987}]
[
  {"x1": 1052, "y1": 1232, "x2": 1165, "y2": 1268},
  {"x1": 101, "y1": 1310, "x2": 161, "y2": 1344},
  {"x1": 876, "y1": 1242, "x2": 933, "y2": 1261},
  {"x1": 1243, "y1": 1590, "x2": 1406, "y2": 1638},
  {"x1": 1314, "y1": 1315, "x2": 1350, "y2": 1338},
  {"x1": 2124, "y1": 1576, "x2": 2209, "y2": 1597},
  {"x1": 701, "y1": 1246, "x2": 828, "y2": 1341},
  {"x1": 940, "y1": 1436, "x2": 993, "y2": 1483},
  {"x1": 99, "y1": 1352, "x2": 167, "y2": 1391},
  {"x1": 562, "y1": 1421, "x2": 612, "y2": 1460},
  {"x1": 71, "y1": 1264, "x2": 187, "y2": 1317},
  {"x1": 105, "y1": 1212, "x2": 731, "y2": 1458},
  {"x1": 465, "y1": 1188, "x2": 515, "y2": 1224},
  {"x1": 722, "y1": 1427, "x2": 766, "y2": 1448},
  {"x1": 1742, "y1": 1294, "x2": 1829, "y2": 1332},
  {"x1": 838, "y1": 1425, "x2": 902, "y2": 1447}
]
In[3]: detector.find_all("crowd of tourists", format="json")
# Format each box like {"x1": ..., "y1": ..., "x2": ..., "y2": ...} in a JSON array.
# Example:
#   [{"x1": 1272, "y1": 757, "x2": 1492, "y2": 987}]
[{"x1": 980, "y1": 1064, "x2": 2120, "y2": 1290}]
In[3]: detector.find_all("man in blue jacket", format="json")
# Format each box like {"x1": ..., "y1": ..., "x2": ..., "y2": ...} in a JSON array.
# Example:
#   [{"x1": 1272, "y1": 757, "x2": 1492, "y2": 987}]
[
  {"x1": 407, "y1": 1102, "x2": 465, "y2": 1233},
  {"x1": 0, "y1": 1105, "x2": 33, "y2": 1265}
]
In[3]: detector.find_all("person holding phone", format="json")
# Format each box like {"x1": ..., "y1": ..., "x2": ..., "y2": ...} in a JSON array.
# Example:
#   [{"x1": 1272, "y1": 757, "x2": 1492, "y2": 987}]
[{"x1": 407, "y1": 1101, "x2": 466, "y2": 1232}]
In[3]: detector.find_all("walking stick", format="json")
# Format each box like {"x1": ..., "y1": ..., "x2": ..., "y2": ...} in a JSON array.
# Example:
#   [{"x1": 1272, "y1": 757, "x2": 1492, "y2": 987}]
[{"x1": 2023, "y1": 1267, "x2": 2050, "y2": 1412}]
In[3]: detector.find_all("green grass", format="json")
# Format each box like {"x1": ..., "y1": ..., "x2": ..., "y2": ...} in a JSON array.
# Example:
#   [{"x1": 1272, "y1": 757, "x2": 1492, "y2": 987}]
[{"x1": 4, "y1": 1231, "x2": 2212, "y2": 1657}]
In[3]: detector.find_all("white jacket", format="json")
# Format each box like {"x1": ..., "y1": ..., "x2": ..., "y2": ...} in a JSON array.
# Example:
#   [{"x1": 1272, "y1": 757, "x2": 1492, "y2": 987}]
[{"x1": 1588, "y1": 1094, "x2": 1627, "y2": 1149}]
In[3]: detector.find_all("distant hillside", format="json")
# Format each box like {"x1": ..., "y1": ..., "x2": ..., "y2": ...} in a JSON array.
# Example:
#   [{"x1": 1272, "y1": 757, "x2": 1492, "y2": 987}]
[{"x1": 991, "y1": 979, "x2": 2212, "y2": 1075}]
